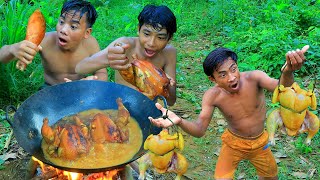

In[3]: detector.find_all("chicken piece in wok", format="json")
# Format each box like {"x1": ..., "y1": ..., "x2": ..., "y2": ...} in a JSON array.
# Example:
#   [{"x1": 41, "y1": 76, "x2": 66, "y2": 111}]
[
  {"x1": 115, "y1": 97, "x2": 130, "y2": 141},
  {"x1": 90, "y1": 98, "x2": 130, "y2": 144},
  {"x1": 90, "y1": 113, "x2": 122, "y2": 143},
  {"x1": 41, "y1": 116, "x2": 90, "y2": 160}
]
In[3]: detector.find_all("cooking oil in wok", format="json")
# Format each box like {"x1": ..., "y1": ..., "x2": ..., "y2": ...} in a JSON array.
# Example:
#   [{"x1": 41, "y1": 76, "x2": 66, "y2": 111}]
[{"x1": 41, "y1": 109, "x2": 143, "y2": 169}]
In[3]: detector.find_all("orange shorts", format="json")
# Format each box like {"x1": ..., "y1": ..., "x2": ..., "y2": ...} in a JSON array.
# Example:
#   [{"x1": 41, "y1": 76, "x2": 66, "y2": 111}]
[{"x1": 214, "y1": 129, "x2": 278, "y2": 179}]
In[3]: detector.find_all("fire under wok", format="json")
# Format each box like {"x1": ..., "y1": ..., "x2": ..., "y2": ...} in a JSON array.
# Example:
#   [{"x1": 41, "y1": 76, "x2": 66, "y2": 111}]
[{"x1": 4, "y1": 80, "x2": 164, "y2": 173}]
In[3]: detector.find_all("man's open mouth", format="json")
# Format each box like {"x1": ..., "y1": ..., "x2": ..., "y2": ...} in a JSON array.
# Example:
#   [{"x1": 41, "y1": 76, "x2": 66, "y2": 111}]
[
  {"x1": 230, "y1": 82, "x2": 238, "y2": 89},
  {"x1": 58, "y1": 37, "x2": 67, "y2": 46},
  {"x1": 145, "y1": 49, "x2": 156, "y2": 57}
]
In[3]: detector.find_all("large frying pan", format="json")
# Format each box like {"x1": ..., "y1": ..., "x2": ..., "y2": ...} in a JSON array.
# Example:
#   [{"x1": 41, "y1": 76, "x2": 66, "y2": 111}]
[{"x1": 4, "y1": 80, "x2": 163, "y2": 173}]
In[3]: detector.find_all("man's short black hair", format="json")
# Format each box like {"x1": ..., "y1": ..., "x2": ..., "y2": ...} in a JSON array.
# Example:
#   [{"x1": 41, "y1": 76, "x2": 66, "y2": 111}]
[
  {"x1": 138, "y1": 5, "x2": 177, "y2": 40},
  {"x1": 61, "y1": 0, "x2": 97, "y2": 28},
  {"x1": 203, "y1": 47, "x2": 238, "y2": 77}
]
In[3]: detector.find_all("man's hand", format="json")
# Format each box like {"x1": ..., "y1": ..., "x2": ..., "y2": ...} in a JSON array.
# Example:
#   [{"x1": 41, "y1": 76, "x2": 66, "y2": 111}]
[
  {"x1": 11, "y1": 40, "x2": 41, "y2": 65},
  {"x1": 107, "y1": 42, "x2": 131, "y2": 70},
  {"x1": 64, "y1": 75, "x2": 98, "y2": 83},
  {"x1": 166, "y1": 73, "x2": 176, "y2": 87},
  {"x1": 148, "y1": 103, "x2": 182, "y2": 128},
  {"x1": 282, "y1": 45, "x2": 309, "y2": 72},
  {"x1": 82, "y1": 75, "x2": 98, "y2": 81}
]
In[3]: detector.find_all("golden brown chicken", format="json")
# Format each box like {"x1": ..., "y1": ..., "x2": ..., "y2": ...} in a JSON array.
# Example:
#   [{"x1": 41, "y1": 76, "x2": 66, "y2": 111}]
[
  {"x1": 57, "y1": 125, "x2": 91, "y2": 160},
  {"x1": 115, "y1": 97, "x2": 130, "y2": 141},
  {"x1": 41, "y1": 117, "x2": 91, "y2": 160},
  {"x1": 119, "y1": 54, "x2": 170, "y2": 99},
  {"x1": 90, "y1": 113, "x2": 122, "y2": 144},
  {"x1": 41, "y1": 118, "x2": 55, "y2": 144}
]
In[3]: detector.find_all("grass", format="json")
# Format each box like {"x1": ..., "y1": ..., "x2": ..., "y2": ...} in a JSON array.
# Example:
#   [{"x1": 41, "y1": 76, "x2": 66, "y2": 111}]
[{"x1": 0, "y1": 0, "x2": 319, "y2": 179}]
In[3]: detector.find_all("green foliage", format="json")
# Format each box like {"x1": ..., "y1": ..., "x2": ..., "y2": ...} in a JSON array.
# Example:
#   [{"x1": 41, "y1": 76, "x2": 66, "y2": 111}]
[
  {"x1": 0, "y1": 0, "x2": 32, "y2": 107},
  {"x1": 1, "y1": 0, "x2": 317, "y2": 108},
  {"x1": 0, "y1": 109, "x2": 11, "y2": 156},
  {"x1": 293, "y1": 136, "x2": 313, "y2": 154},
  {"x1": 0, "y1": 1, "x2": 62, "y2": 108},
  {"x1": 208, "y1": 0, "x2": 319, "y2": 78}
]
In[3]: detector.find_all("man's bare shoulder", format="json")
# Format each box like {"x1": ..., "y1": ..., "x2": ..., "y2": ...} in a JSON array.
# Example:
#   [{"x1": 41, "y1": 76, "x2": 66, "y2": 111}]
[
  {"x1": 85, "y1": 35, "x2": 99, "y2": 45},
  {"x1": 41, "y1": 31, "x2": 57, "y2": 47},
  {"x1": 202, "y1": 85, "x2": 221, "y2": 105},
  {"x1": 161, "y1": 44, "x2": 177, "y2": 64},
  {"x1": 84, "y1": 35, "x2": 100, "y2": 53},
  {"x1": 45, "y1": 31, "x2": 57, "y2": 38},
  {"x1": 241, "y1": 70, "x2": 277, "y2": 91},
  {"x1": 242, "y1": 70, "x2": 266, "y2": 81},
  {"x1": 204, "y1": 85, "x2": 221, "y2": 96},
  {"x1": 163, "y1": 44, "x2": 177, "y2": 54}
]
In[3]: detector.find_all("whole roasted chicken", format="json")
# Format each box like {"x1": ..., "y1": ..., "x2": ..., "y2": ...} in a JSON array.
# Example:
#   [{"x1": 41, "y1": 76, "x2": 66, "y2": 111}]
[
  {"x1": 119, "y1": 54, "x2": 170, "y2": 99},
  {"x1": 90, "y1": 113, "x2": 122, "y2": 144},
  {"x1": 90, "y1": 98, "x2": 130, "y2": 144},
  {"x1": 41, "y1": 116, "x2": 90, "y2": 160},
  {"x1": 138, "y1": 129, "x2": 188, "y2": 180},
  {"x1": 266, "y1": 82, "x2": 319, "y2": 145}
]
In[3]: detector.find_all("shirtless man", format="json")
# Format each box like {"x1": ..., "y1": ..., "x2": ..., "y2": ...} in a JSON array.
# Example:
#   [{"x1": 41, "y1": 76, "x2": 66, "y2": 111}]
[
  {"x1": 0, "y1": 0, "x2": 107, "y2": 86},
  {"x1": 76, "y1": 5, "x2": 177, "y2": 106},
  {"x1": 149, "y1": 46, "x2": 309, "y2": 179}
]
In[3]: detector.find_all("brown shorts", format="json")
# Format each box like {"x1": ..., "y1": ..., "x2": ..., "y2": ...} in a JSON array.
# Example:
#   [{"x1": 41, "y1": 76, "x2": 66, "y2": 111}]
[{"x1": 214, "y1": 129, "x2": 278, "y2": 179}]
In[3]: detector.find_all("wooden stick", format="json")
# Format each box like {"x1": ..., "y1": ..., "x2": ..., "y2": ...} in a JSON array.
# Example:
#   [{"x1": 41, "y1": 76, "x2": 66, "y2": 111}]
[
  {"x1": 27, "y1": 158, "x2": 39, "y2": 179},
  {"x1": 31, "y1": 169, "x2": 58, "y2": 180},
  {"x1": 4, "y1": 129, "x2": 13, "y2": 149}
]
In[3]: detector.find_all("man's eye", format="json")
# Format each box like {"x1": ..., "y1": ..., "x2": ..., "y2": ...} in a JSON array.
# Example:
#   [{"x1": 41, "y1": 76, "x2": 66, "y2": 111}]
[
  {"x1": 144, "y1": 32, "x2": 150, "y2": 36},
  {"x1": 71, "y1": 25, "x2": 77, "y2": 30},
  {"x1": 59, "y1": 20, "x2": 64, "y2": 25}
]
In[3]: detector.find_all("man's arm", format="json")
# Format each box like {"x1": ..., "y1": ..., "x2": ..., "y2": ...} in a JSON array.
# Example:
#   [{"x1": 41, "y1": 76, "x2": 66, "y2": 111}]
[
  {"x1": 94, "y1": 68, "x2": 108, "y2": 81},
  {"x1": 163, "y1": 47, "x2": 177, "y2": 106},
  {"x1": 149, "y1": 89, "x2": 216, "y2": 137},
  {"x1": 279, "y1": 45, "x2": 309, "y2": 86},
  {"x1": 0, "y1": 40, "x2": 39, "y2": 64},
  {"x1": 0, "y1": 45, "x2": 15, "y2": 63},
  {"x1": 75, "y1": 37, "x2": 131, "y2": 75},
  {"x1": 89, "y1": 37, "x2": 108, "y2": 81},
  {"x1": 252, "y1": 70, "x2": 278, "y2": 92}
]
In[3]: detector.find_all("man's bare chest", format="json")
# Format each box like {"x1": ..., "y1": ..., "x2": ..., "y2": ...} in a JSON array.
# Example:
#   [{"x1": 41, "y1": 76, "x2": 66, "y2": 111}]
[
  {"x1": 43, "y1": 47, "x2": 90, "y2": 61},
  {"x1": 218, "y1": 90, "x2": 263, "y2": 115}
]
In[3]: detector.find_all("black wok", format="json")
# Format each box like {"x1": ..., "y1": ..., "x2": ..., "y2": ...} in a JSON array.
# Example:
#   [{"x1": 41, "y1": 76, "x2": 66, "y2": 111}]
[{"x1": 4, "y1": 80, "x2": 164, "y2": 173}]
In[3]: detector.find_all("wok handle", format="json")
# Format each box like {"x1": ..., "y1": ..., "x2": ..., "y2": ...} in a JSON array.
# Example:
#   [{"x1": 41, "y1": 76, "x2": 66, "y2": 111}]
[
  {"x1": 152, "y1": 95, "x2": 168, "y2": 109},
  {"x1": 4, "y1": 105, "x2": 16, "y2": 126}
]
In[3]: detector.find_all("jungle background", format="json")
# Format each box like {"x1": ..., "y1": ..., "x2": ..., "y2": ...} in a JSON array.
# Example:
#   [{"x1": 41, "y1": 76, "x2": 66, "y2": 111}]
[{"x1": 0, "y1": 0, "x2": 319, "y2": 179}]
